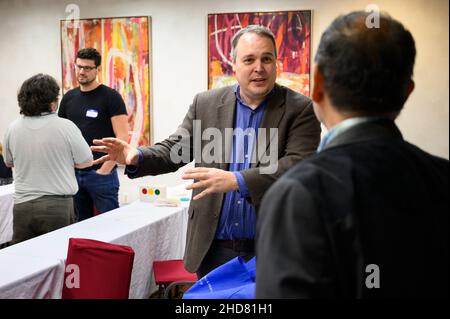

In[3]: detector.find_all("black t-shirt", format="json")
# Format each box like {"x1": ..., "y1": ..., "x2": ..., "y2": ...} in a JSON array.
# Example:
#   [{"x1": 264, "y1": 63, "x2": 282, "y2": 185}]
[
  {"x1": 58, "y1": 84, "x2": 127, "y2": 170},
  {"x1": 0, "y1": 155, "x2": 12, "y2": 178}
]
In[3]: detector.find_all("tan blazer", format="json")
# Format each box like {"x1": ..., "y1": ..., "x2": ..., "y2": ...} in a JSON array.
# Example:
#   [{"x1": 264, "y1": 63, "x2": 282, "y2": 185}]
[{"x1": 128, "y1": 84, "x2": 321, "y2": 272}]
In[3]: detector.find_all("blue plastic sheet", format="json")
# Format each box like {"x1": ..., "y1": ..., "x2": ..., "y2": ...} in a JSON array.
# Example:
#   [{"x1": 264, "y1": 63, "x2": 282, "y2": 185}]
[{"x1": 183, "y1": 256, "x2": 256, "y2": 299}]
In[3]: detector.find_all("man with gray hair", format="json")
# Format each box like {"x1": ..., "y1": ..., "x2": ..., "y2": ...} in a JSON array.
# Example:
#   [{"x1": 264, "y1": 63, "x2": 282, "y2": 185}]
[{"x1": 92, "y1": 25, "x2": 321, "y2": 277}]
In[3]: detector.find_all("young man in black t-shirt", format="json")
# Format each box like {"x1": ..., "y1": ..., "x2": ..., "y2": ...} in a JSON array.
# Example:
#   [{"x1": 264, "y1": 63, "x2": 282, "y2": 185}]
[{"x1": 58, "y1": 48, "x2": 128, "y2": 221}]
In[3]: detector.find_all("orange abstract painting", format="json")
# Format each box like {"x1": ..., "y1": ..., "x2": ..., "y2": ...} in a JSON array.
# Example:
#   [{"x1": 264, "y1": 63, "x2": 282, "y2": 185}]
[
  {"x1": 61, "y1": 16, "x2": 151, "y2": 147},
  {"x1": 208, "y1": 11, "x2": 311, "y2": 96}
]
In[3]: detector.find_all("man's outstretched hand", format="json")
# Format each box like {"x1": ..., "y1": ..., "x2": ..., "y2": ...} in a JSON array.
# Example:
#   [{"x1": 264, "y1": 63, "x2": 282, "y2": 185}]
[
  {"x1": 182, "y1": 167, "x2": 238, "y2": 200},
  {"x1": 91, "y1": 138, "x2": 139, "y2": 166}
]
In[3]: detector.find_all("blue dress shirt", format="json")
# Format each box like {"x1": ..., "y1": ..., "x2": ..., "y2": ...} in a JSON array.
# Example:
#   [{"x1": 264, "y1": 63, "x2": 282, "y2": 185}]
[
  {"x1": 127, "y1": 86, "x2": 270, "y2": 240},
  {"x1": 215, "y1": 86, "x2": 269, "y2": 240}
]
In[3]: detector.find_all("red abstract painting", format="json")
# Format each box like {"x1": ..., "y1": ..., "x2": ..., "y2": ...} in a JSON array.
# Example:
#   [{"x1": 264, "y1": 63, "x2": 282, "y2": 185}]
[
  {"x1": 61, "y1": 16, "x2": 151, "y2": 147},
  {"x1": 208, "y1": 11, "x2": 311, "y2": 96}
]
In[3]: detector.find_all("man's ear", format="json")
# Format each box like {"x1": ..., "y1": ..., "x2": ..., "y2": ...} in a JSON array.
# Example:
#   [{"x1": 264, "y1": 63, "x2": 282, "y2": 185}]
[
  {"x1": 406, "y1": 79, "x2": 415, "y2": 97},
  {"x1": 400, "y1": 79, "x2": 415, "y2": 106},
  {"x1": 50, "y1": 100, "x2": 58, "y2": 112},
  {"x1": 312, "y1": 64, "x2": 324, "y2": 104}
]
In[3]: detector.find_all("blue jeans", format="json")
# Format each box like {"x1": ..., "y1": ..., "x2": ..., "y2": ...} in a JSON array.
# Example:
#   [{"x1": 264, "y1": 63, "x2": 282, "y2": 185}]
[{"x1": 74, "y1": 168, "x2": 119, "y2": 221}]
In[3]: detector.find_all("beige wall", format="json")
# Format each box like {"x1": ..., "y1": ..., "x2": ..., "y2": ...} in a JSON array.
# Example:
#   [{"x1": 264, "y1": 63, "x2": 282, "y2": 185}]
[{"x1": 0, "y1": 0, "x2": 448, "y2": 203}]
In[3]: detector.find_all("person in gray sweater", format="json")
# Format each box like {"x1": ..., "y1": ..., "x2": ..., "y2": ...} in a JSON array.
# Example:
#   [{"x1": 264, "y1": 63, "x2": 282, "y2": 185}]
[{"x1": 3, "y1": 74, "x2": 93, "y2": 244}]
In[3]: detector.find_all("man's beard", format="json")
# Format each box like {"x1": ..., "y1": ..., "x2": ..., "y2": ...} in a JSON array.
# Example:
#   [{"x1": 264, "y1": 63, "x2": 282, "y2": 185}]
[{"x1": 78, "y1": 76, "x2": 95, "y2": 85}]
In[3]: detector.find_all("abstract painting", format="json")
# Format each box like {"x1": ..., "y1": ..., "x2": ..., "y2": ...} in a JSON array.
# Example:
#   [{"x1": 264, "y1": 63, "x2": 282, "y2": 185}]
[
  {"x1": 61, "y1": 16, "x2": 151, "y2": 147},
  {"x1": 208, "y1": 11, "x2": 311, "y2": 96}
]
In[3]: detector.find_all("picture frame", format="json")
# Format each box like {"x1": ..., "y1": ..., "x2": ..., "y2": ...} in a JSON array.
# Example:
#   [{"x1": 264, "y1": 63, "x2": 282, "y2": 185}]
[
  {"x1": 208, "y1": 10, "x2": 312, "y2": 96},
  {"x1": 60, "y1": 16, "x2": 152, "y2": 147}
]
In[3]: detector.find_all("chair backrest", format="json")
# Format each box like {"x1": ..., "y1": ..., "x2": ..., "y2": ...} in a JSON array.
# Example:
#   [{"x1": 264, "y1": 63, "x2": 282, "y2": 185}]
[
  {"x1": 153, "y1": 259, "x2": 197, "y2": 285},
  {"x1": 62, "y1": 238, "x2": 135, "y2": 299}
]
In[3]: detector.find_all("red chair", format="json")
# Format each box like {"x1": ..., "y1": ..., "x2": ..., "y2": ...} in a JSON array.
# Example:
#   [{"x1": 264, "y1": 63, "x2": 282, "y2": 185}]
[
  {"x1": 62, "y1": 238, "x2": 135, "y2": 299},
  {"x1": 153, "y1": 259, "x2": 197, "y2": 298}
]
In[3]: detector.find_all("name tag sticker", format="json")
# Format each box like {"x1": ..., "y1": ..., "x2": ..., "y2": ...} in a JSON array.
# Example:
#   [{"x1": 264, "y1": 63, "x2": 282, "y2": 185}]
[{"x1": 86, "y1": 109, "x2": 98, "y2": 118}]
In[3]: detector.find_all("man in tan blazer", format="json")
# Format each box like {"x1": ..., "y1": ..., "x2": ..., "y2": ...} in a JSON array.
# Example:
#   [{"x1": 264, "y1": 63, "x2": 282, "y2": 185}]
[{"x1": 92, "y1": 25, "x2": 321, "y2": 277}]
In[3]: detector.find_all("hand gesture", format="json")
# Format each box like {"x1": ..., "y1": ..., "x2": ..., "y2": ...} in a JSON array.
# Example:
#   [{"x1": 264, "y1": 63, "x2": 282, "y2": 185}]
[
  {"x1": 91, "y1": 138, "x2": 139, "y2": 166},
  {"x1": 182, "y1": 167, "x2": 238, "y2": 200}
]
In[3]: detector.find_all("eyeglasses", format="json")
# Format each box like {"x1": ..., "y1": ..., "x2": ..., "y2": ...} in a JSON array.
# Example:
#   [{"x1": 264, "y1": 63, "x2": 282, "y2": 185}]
[{"x1": 75, "y1": 64, "x2": 97, "y2": 71}]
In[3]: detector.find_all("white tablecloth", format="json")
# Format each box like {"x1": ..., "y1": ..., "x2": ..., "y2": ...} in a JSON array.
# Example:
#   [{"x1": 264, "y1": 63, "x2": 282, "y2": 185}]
[
  {"x1": 0, "y1": 253, "x2": 66, "y2": 299},
  {"x1": 0, "y1": 183, "x2": 14, "y2": 245},
  {"x1": 0, "y1": 200, "x2": 189, "y2": 299}
]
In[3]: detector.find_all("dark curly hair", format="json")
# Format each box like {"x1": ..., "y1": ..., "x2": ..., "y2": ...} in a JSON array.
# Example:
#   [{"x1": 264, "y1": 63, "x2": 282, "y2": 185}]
[
  {"x1": 76, "y1": 48, "x2": 101, "y2": 66},
  {"x1": 315, "y1": 11, "x2": 416, "y2": 114},
  {"x1": 17, "y1": 74, "x2": 60, "y2": 116}
]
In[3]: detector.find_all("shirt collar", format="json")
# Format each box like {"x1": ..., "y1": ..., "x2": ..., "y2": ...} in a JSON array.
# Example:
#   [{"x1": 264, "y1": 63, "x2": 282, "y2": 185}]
[
  {"x1": 234, "y1": 85, "x2": 274, "y2": 111},
  {"x1": 317, "y1": 116, "x2": 385, "y2": 152},
  {"x1": 39, "y1": 111, "x2": 55, "y2": 116}
]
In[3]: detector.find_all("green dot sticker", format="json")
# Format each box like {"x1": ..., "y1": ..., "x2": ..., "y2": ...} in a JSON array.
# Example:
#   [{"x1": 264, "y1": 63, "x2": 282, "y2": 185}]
[{"x1": 155, "y1": 189, "x2": 160, "y2": 195}]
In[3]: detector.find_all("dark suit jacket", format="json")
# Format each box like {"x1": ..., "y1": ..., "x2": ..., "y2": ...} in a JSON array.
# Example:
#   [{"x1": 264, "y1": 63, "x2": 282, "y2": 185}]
[
  {"x1": 127, "y1": 84, "x2": 321, "y2": 272},
  {"x1": 256, "y1": 119, "x2": 449, "y2": 298}
]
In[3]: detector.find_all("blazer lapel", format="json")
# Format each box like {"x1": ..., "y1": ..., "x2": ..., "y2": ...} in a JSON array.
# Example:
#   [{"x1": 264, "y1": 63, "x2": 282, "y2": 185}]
[
  {"x1": 214, "y1": 86, "x2": 236, "y2": 170},
  {"x1": 253, "y1": 85, "x2": 285, "y2": 167}
]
